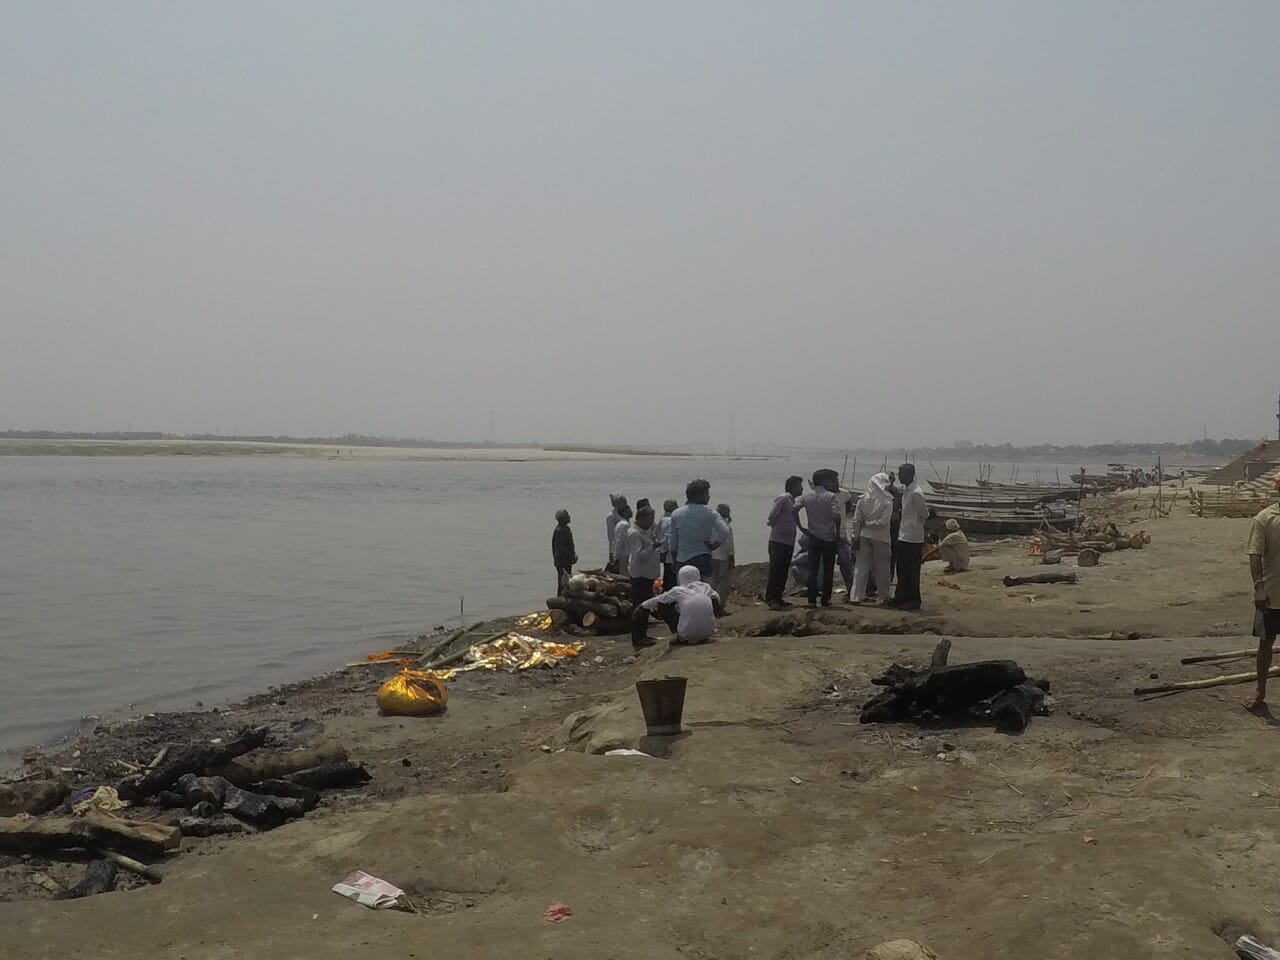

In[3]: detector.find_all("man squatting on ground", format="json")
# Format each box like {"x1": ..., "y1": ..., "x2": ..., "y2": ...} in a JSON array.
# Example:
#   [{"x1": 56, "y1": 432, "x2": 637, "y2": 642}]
[{"x1": 632, "y1": 564, "x2": 724, "y2": 649}]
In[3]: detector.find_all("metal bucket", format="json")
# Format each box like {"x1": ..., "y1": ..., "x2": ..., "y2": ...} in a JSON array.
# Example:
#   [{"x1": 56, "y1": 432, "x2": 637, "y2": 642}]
[{"x1": 635, "y1": 676, "x2": 687, "y2": 736}]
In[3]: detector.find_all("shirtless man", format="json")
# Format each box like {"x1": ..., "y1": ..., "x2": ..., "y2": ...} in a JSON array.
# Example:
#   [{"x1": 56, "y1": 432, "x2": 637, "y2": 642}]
[{"x1": 1244, "y1": 470, "x2": 1280, "y2": 712}]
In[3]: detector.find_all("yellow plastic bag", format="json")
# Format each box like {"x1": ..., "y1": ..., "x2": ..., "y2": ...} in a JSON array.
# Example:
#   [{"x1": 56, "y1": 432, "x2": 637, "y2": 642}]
[{"x1": 376, "y1": 668, "x2": 448, "y2": 717}]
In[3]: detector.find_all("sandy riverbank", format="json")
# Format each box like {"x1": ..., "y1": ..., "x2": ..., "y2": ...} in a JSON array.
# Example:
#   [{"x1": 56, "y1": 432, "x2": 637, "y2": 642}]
[
  {"x1": 0, "y1": 439, "x2": 657, "y2": 461},
  {"x1": 2, "y1": 487, "x2": 1276, "y2": 958}
]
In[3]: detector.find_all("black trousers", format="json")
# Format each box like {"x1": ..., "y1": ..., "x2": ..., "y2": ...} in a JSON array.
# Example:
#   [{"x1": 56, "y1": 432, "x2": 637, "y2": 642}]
[
  {"x1": 766, "y1": 541, "x2": 794, "y2": 603},
  {"x1": 662, "y1": 560, "x2": 677, "y2": 592},
  {"x1": 893, "y1": 541, "x2": 923, "y2": 607},
  {"x1": 632, "y1": 601, "x2": 679, "y2": 645},
  {"x1": 631, "y1": 577, "x2": 655, "y2": 608},
  {"x1": 807, "y1": 537, "x2": 837, "y2": 604}
]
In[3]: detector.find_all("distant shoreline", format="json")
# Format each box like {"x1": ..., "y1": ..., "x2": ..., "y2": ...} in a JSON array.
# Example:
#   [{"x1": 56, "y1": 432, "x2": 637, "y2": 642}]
[{"x1": 0, "y1": 438, "x2": 662, "y2": 461}]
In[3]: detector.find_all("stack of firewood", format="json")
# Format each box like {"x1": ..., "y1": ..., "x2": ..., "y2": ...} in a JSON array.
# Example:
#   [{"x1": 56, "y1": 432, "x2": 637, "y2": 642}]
[{"x1": 546, "y1": 569, "x2": 635, "y2": 636}]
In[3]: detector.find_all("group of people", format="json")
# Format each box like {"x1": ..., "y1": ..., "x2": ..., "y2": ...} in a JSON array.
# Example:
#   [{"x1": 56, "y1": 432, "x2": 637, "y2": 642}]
[
  {"x1": 767, "y1": 464, "x2": 938, "y2": 611},
  {"x1": 550, "y1": 465, "x2": 974, "y2": 651},
  {"x1": 553, "y1": 481, "x2": 735, "y2": 650}
]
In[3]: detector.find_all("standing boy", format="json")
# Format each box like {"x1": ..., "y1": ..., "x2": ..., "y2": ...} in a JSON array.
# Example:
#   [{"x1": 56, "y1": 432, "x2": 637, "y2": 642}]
[{"x1": 551, "y1": 509, "x2": 577, "y2": 595}]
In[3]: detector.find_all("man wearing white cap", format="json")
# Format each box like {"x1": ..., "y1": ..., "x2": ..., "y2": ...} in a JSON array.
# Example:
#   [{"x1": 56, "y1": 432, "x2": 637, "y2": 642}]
[
  {"x1": 1244, "y1": 470, "x2": 1280, "y2": 712},
  {"x1": 631, "y1": 565, "x2": 723, "y2": 650}
]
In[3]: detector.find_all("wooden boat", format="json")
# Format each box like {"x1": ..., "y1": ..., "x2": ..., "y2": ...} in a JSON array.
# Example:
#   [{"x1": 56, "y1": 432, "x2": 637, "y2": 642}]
[
  {"x1": 927, "y1": 480, "x2": 1083, "y2": 503},
  {"x1": 928, "y1": 510, "x2": 1078, "y2": 537}
]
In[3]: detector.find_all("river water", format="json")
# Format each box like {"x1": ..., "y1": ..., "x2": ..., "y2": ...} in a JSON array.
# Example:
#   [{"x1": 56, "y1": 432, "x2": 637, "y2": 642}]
[{"x1": 0, "y1": 454, "x2": 1085, "y2": 760}]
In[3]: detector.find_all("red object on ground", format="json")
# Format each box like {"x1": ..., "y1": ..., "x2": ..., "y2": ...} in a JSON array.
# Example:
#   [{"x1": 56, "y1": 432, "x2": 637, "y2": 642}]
[{"x1": 544, "y1": 902, "x2": 572, "y2": 923}]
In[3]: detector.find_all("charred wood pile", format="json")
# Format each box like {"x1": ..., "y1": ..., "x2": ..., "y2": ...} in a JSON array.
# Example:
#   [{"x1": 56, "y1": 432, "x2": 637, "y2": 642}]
[{"x1": 860, "y1": 640, "x2": 1051, "y2": 734}]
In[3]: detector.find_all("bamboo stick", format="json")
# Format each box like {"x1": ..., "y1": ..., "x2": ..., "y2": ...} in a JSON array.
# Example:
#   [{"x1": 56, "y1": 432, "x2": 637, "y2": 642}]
[
  {"x1": 417, "y1": 623, "x2": 477, "y2": 666},
  {"x1": 423, "y1": 630, "x2": 511, "y2": 671},
  {"x1": 1179, "y1": 648, "x2": 1256, "y2": 665},
  {"x1": 1134, "y1": 666, "x2": 1279, "y2": 696}
]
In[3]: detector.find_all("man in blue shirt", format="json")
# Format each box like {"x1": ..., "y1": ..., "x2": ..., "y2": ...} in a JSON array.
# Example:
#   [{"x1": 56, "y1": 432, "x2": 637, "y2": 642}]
[{"x1": 668, "y1": 479, "x2": 731, "y2": 580}]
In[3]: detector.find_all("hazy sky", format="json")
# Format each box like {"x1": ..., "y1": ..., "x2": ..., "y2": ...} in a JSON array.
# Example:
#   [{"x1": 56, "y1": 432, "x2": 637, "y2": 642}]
[{"x1": 3, "y1": 1, "x2": 1277, "y2": 448}]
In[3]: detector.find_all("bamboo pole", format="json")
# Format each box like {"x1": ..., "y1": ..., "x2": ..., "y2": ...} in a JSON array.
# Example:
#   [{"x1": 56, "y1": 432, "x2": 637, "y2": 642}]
[
  {"x1": 1179, "y1": 648, "x2": 1256, "y2": 665},
  {"x1": 423, "y1": 630, "x2": 511, "y2": 671},
  {"x1": 1134, "y1": 666, "x2": 1278, "y2": 696}
]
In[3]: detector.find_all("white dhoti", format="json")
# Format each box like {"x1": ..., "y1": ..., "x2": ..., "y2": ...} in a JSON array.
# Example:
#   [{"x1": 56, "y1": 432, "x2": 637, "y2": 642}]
[{"x1": 853, "y1": 538, "x2": 892, "y2": 602}]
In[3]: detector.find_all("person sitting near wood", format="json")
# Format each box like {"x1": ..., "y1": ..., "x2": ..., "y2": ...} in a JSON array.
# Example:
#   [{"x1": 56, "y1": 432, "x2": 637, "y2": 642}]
[
  {"x1": 631, "y1": 565, "x2": 723, "y2": 650},
  {"x1": 551, "y1": 509, "x2": 578, "y2": 595},
  {"x1": 938, "y1": 519, "x2": 971, "y2": 573}
]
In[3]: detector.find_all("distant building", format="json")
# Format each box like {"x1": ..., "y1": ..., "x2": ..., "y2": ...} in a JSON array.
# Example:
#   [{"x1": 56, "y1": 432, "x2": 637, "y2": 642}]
[{"x1": 952, "y1": 440, "x2": 975, "y2": 449}]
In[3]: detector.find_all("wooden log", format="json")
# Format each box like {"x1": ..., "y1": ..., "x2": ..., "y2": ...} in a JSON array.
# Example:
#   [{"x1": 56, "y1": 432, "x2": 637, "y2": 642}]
[
  {"x1": 1003, "y1": 572, "x2": 1078, "y2": 587},
  {"x1": 54, "y1": 860, "x2": 117, "y2": 900},
  {"x1": 176, "y1": 774, "x2": 227, "y2": 809},
  {"x1": 545, "y1": 596, "x2": 620, "y2": 619},
  {"x1": 561, "y1": 588, "x2": 626, "y2": 605},
  {"x1": 118, "y1": 726, "x2": 269, "y2": 802},
  {"x1": 100, "y1": 848, "x2": 163, "y2": 883},
  {"x1": 222, "y1": 785, "x2": 306, "y2": 829},
  {"x1": 216, "y1": 741, "x2": 347, "y2": 787},
  {"x1": 1134, "y1": 666, "x2": 1280, "y2": 696},
  {"x1": 1180, "y1": 648, "x2": 1255, "y2": 665},
  {"x1": 177, "y1": 816, "x2": 245, "y2": 838},
  {"x1": 1077, "y1": 549, "x2": 1100, "y2": 567},
  {"x1": 250, "y1": 779, "x2": 320, "y2": 810},
  {"x1": 283, "y1": 761, "x2": 372, "y2": 791},
  {"x1": 990, "y1": 682, "x2": 1045, "y2": 734},
  {"x1": 1041, "y1": 549, "x2": 1064, "y2": 566},
  {"x1": 581, "y1": 611, "x2": 598, "y2": 628},
  {"x1": 929, "y1": 638, "x2": 952, "y2": 670},
  {"x1": 0, "y1": 779, "x2": 68, "y2": 817},
  {"x1": 0, "y1": 812, "x2": 180, "y2": 859},
  {"x1": 548, "y1": 608, "x2": 571, "y2": 628}
]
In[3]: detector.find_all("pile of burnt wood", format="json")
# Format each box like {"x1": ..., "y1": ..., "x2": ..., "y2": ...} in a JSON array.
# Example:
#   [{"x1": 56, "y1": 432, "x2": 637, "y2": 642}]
[
  {"x1": 0, "y1": 727, "x2": 369, "y2": 899},
  {"x1": 859, "y1": 639, "x2": 1051, "y2": 734},
  {"x1": 546, "y1": 569, "x2": 635, "y2": 636}
]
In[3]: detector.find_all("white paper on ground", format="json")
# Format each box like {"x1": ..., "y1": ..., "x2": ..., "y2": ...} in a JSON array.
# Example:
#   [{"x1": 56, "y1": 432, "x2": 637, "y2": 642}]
[
  {"x1": 332, "y1": 870, "x2": 412, "y2": 910},
  {"x1": 604, "y1": 749, "x2": 653, "y2": 758}
]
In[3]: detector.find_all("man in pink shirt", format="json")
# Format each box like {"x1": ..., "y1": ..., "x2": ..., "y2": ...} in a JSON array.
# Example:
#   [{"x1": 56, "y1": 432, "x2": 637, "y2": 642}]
[{"x1": 765, "y1": 475, "x2": 804, "y2": 610}]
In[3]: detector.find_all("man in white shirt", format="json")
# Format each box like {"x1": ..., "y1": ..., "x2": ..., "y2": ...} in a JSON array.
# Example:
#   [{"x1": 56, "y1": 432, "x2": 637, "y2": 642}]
[
  {"x1": 890, "y1": 463, "x2": 929, "y2": 611},
  {"x1": 623, "y1": 505, "x2": 663, "y2": 608},
  {"x1": 710, "y1": 503, "x2": 735, "y2": 604},
  {"x1": 605, "y1": 493, "x2": 629, "y2": 572},
  {"x1": 632, "y1": 565, "x2": 723, "y2": 649},
  {"x1": 611, "y1": 503, "x2": 634, "y2": 577}
]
